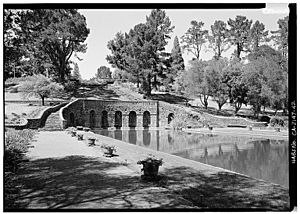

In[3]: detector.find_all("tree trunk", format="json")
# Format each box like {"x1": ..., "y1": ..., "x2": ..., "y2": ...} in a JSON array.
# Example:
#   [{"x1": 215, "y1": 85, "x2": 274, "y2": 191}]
[
  {"x1": 234, "y1": 102, "x2": 241, "y2": 114},
  {"x1": 41, "y1": 96, "x2": 45, "y2": 106},
  {"x1": 236, "y1": 43, "x2": 241, "y2": 60},
  {"x1": 153, "y1": 75, "x2": 158, "y2": 91},
  {"x1": 146, "y1": 74, "x2": 151, "y2": 96}
]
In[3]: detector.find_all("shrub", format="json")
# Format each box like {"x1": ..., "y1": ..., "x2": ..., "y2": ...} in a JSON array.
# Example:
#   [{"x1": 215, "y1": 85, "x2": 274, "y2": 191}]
[
  {"x1": 270, "y1": 116, "x2": 285, "y2": 127},
  {"x1": 4, "y1": 129, "x2": 36, "y2": 209}
]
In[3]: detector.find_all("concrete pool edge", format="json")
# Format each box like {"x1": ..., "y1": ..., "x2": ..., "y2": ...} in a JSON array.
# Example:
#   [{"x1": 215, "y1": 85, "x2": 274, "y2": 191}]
[{"x1": 90, "y1": 131, "x2": 290, "y2": 210}]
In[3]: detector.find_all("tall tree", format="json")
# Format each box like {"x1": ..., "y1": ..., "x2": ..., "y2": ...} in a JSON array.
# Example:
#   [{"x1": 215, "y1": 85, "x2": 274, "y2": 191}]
[
  {"x1": 19, "y1": 74, "x2": 63, "y2": 106},
  {"x1": 205, "y1": 58, "x2": 229, "y2": 110},
  {"x1": 249, "y1": 20, "x2": 269, "y2": 51},
  {"x1": 227, "y1": 16, "x2": 252, "y2": 60},
  {"x1": 208, "y1": 20, "x2": 229, "y2": 59},
  {"x1": 223, "y1": 60, "x2": 248, "y2": 114},
  {"x1": 181, "y1": 21, "x2": 208, "y2": 60},
  {"x1": 164, "y1": 36, "x2": 185, "y2": 90},
  {"x1": 96, "y1": 66, "x2": 112, "y2": 79},
  {"x1": 15, "y1": 9, "x2": 90, "y2": 83},
  {"x1": 184, "y1": 60, "x2": 210, "y2": 109},
  {"x1": 107, "y1": 9, "x2": 174, "y2": 95},
  {"x1": 271, "y1": 16, "x2": 288, "y2": 59}
]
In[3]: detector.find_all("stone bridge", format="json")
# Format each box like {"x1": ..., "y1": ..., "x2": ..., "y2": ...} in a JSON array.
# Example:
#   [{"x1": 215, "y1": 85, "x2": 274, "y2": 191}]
[{"x1": 61, "y1": 99, "x2": 180, "y2": 129}]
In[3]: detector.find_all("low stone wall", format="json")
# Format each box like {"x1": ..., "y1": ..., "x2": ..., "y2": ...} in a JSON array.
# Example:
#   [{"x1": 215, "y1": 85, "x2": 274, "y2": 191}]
[{"x1": 5, "y1": 102, "x2": 68, "y2": 130}]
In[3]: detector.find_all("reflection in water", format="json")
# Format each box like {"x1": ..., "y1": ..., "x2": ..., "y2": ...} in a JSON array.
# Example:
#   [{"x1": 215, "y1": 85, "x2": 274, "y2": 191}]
[
  {"x1": 143, "y1": 129, "x2": 151, "y2": 146},
  {"x1": 94, "y1": 129, "x2": 288, "y2": 188},
  {"x1": 128, "y1": 129, "x2": 137, "y2": 145}
]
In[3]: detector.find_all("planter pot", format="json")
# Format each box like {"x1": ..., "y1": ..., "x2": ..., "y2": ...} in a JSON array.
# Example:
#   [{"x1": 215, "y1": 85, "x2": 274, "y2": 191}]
[
  {"x1": 71, "y1": 131, "x2": 77, "y2": 137},
  {"x1": 142, "y1": 163, "x2": 160, "y2": 177},
  {"x1": 275, "y1": 127, "x2": 280, "y2": 132},
  {"x1": 87, "y1": 138, "x2": 96, "y2": 146},
  {"x1": 77, "y1": 134, "x2": 83, "y2": 141},
  {"x1": 104, "y1": 147, "x2": 116, "y2": 156},
  {"x1": 76, "y1": 126, "x2": 83, "y2": 131},
  {"x1": 83, "y1": 127, "x2": 90, "y2": 132}
]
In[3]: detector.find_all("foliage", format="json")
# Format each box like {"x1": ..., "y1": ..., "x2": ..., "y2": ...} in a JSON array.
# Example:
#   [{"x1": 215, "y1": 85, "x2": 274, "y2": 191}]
[
  {"x1": 246, "y1": 45, "x2": 287, "y2": 115},
  {"x1": 96, "y1": 66, "x2": 112, "y2": 79},
  {"x1": 208, "y1": 20, "x2": 230, "y2": 59},
  {"x1": 270, "y1": 117, "x2": 285, "y2": 127},
  {"x1": 181, "y1": 20, "x2": 208, "y2": 60},
  {"x1": 4, "y1": 9, "x2": 90, "y2": 82},
  {"x1": 164, "y1": 36, "x2": 185, "y2": 90},
  {"x1": 271, "y1": 16, "x2": 288, "y2": 59},
  {"x1": 204, "y1": 58, "x2": 229, "y2": 110},
  {"x1": 107, "y1": 9, "x2": 174, "y2": 95},
  {"x1": 72, "y1": 63, "x2": 82, "y2": 82},
  {"x1": 184, "y1": 60, "x2": 210, "y2": 109},
  {"x1": 19, "y1": 74, "x2": 64, "y2": 105},
  {"x1": 223, "y1": 60, "x2": 248, "y2": 114},
  {"x1": 4, "y1": 129, "x2": 36, "y2": 209},
  {"x1": 227, "y1": 15, "x2": 253, "y2": 59},
  {"x1": 249, "y1": 20, "x2": 269, "y2": 51},
  {"x1": 137, "y1": 155, "x2": 163, "y2": 166}
]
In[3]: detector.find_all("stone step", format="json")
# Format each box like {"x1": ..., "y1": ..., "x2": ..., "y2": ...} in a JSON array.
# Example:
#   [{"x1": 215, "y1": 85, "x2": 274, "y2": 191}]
[{"x1": 40, "y1": 111, "x2": 63, "y2": 131}]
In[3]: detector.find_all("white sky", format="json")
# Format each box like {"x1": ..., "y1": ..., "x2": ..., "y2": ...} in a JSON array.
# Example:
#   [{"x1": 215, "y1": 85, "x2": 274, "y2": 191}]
[{"x1": 73, "y1": 4, "x2": 289, "y2": 79}]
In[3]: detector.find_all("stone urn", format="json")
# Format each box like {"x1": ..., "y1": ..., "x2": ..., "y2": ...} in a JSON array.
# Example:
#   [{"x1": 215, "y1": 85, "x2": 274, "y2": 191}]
[
  {"x1": 137, "y1": 156, "x2": 163, "y2": 179},
  {"x1": 87, "y1": 138, "x2": 96, "y2": 146},
  {"x1": 77, "y1": 134, "x2": 84, "y2": 141},
  {"x1": 71, "y1": 131, "x2": 77, "y2": 137}
]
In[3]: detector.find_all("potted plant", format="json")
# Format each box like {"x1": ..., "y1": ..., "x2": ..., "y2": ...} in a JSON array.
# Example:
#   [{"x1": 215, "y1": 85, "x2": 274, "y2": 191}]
[
  {"x1": 77, "y1": 133, "x2": 84, "y2": 140},
  {"x1": 137, "y1": 155, "x2": 163, "y2": 178},
  {"x1": 71, "y1": 130, "x2": 77, "y2": 137},
  {"x1": 101, "y1": 144, "x2": 116, "y2": 157},
  {"x1": 208, "y1": 126, "x2": 213, "y2": 131},
  {"x1": 87, "y1": 137, "x2": 97, "y2": 146}
]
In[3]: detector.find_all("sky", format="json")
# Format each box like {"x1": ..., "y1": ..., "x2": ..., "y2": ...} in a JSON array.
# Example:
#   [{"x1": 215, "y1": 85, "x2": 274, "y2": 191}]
[{"x1": 73, "y1": 4, "x2": 289, "y2": 80}]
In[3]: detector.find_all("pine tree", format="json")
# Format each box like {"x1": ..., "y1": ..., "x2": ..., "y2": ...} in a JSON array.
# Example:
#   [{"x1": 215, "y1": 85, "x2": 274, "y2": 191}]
[{"x1": 166, "y1": 36, "x2": 185, "y2": 90}]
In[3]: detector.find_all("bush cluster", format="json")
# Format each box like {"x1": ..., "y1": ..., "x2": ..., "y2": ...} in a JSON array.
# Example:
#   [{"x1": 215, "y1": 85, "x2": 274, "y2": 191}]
[
  {"x1": 270, "y1": 116, "x2": 285, "y2": 127},
  {"x1": 4, "y1": 129, "x2": 36, "y2": 209}
]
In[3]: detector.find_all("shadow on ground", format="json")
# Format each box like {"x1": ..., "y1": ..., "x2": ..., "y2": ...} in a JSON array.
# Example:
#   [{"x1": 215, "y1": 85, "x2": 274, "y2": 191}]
[
  {"x1": 160, "y1": 166, "x2": 290, "y2": 211},
  {"x1": 9, "y1": 156, "x2": 193, "y2": 210},
  {"x1": 7, "y1": 157, "x2": 290, "y2": 210}
]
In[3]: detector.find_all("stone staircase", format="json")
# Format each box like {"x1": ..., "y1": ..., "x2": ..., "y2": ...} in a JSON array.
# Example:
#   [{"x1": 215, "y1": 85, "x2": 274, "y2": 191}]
[{"x1": 39, "y1": 110, "x2": 63, "y2": 131}]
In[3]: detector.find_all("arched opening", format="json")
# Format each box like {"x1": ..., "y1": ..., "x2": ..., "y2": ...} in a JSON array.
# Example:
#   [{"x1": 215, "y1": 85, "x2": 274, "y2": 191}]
[
  {"x1": 89, "y1": 110, "x2": 96, "y2": 128},
  {"x1": 143, "y1": 111, "x2": 151, "y2": 128},
  {"x1": 69, "y1": 112, "x2": 75, "y2": 127},
  {"x1": 167, "y1": 113, "x2": 174, "y2": 124},
  {"x1": 129, "y1": 111, "x2": 137, "y2": 128},
  {"x1": 101, "y1": 110, "x2": 108, "y2": 128},
  {"x1": 114, "y1": 111, "x2": 122, "y2": 128}
]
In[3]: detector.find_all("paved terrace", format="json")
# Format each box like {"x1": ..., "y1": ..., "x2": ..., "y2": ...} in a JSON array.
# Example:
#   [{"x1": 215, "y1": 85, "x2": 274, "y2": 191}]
[{"x1": 16, "y1": 130, "x2": 290, "y2": 210}]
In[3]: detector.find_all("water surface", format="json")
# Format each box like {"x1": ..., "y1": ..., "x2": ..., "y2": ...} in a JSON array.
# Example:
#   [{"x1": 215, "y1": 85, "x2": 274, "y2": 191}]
[{"x1": 94, "y1": 129, "x2": 289, "y2": 188}]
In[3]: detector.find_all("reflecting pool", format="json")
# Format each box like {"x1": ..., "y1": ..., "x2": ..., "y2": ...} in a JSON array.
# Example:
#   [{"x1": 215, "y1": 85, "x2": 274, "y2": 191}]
[{"x1": 94, "y1": 129, "x2": 289, "y2": 188}]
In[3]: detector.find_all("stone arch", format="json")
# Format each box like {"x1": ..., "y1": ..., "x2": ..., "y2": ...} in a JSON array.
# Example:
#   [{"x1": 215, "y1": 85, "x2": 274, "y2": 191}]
[
  {"x1": 143, "y1": 111, "x2": 151, "y2": 128},
  {"x1": 89, "y1": 110, "x2": 96, "y2": 128},
  {"x1": 114, "y1": 111, "x2": 122, "y2": 128},
  {"x1": 101, "y1": 110, "x2": 108, "y2": 128},
  {"x1": 128, "y1": 111, "x2": 137, "y2": 128},
  {"x1": 69, "y1": 112, "x2": 75, "y2": 127},
  {"x1": 167, "y1": 113, "x2": 174, "y2": 124}
]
